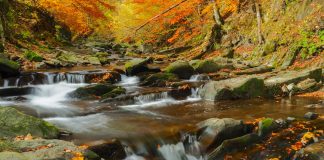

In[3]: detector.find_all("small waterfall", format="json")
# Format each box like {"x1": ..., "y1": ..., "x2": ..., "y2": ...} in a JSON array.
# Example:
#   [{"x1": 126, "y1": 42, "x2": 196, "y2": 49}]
[
  {"x1": 3, "y1": 79, "x2": 9, "y2": 87},
  {"x1": 159, "y1": 134, "x2": 205, "y2": 160},
  {"x1": 135, "y1": 92, "x2": 169, "y2": 103},
  {"x1": 66, "y1": 73, "x2": 86, "y2": 83},
  {"x1": 188, "y1": 75, "x2": 210, "y2": 82}
]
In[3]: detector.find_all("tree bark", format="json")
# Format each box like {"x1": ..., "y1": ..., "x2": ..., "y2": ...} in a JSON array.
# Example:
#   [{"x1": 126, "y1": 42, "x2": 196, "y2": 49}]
[
  {"x1": 193, "y1": 0, "x2": 223, "y2": 59},
  {"x1": 0, "y1": 0, "x2": 10, "y2": 44},
  {"x1": 255, "y1": 1, "x2": 264, "y2": 45}
]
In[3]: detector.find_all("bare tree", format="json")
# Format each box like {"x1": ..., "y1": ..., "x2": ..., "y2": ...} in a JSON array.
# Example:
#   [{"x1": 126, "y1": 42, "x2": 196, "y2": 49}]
[{"x1": 255, "y1": 1, "x2": 264, "y2": 45}]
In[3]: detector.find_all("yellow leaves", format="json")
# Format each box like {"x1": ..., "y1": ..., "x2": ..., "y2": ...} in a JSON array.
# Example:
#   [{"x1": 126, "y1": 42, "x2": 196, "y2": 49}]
[
  {"x1": 291, "y1": 142, "x2": 303, "y2": 151},
  {"x1": 15, "y1": 133, "x2": 33, "y2": 141},
  {"x1": 301, "y1": 132, "x2": 315, "y2": 145},
  {"x1": 72, "y1": 152, "x2": 84, "y2": 160}
]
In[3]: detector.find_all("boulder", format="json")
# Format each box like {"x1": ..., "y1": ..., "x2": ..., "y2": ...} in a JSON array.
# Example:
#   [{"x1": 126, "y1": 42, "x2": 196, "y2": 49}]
[
  {"x1": 258, "y1": 118, "x2": 275, "y2": 136},
  {"x1": 125, "y1": 58, "x2": 153, "y2": 76},
  {"x1": 141, "y1": 73, "x2": 179, "y2": 87},
  {"x1": 207, "y1": 133, "x2": 261, "y2": 160},
  {"x1": 0, "y1": 107, "x2": 59, "y2": 138},
  {"x1": 191, "y1": 60, "x2": 221, "y2": 74},
  {"x1": 101, "y1": 87, "x2": 126, "y2": 99},
  {"x1": 56, "y1": 50, "x2": 79, "y2": 65},
  {"x1": 0, "y1": 57, "x2": 20, "y2": 77},
  {"x1": 296, "y1": 78, "x2": 322, "y2": 93},
  {"x1": 68, "y1": 84, "x2": 120, "y2": 100},
  {"x1": 281, "y1": 45, "x2": 301, "y2": 69},
  {"x1": 86, "y1": 56, "x2": 101, "y2": 65},
  {"x1": 196, "y1": 118, "x2": 251, "y2": 151},
  {"x1": 265, "y1": 68, "x2": 322, "y2": 97},
  {"x1": 0, "y1": 139, "x2": 99, "y2": 160},
  {"x1": 165, "y1": 61, "x2": 194, "y2": 79},
  {"x1": 199, "y1": 76, "x2": 265, "y2": 101},
  {"x1": 295, "y1": 140, "x2": 324, "y2": 160},
  {"x1": 0, "y1": 87, "x2": 34, "y2": 97}
]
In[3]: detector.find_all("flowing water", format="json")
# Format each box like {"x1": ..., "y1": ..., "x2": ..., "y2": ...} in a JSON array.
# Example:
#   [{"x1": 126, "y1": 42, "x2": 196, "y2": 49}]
[{"x1": 0, "y1": 69, "x2": 323, "y2": 160}]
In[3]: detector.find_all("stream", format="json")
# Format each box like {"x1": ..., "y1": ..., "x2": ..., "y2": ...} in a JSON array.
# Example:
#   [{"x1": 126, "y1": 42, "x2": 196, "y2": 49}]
[{"x1": 0, "y1": 69, "x2": 323, "y2": 160}]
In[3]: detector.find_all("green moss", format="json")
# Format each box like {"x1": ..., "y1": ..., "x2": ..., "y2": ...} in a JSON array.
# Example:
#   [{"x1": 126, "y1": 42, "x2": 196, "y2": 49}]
[
  {"x1": 24, "y1": 50, "x2": 43, "y2": 62},
  {"x1": 142, "y1": 73, "x2": 179, "y2": 86},
  {"x1": 233, "y1": 78, "x2": 265, "y2": 98},
  {"x1": 258, "y1": 118, "x2": 274, "y2": 136},
  {"x1": 165, "y1": 61, "x2": 194, "y2": 79},
  {"x1": 0, "y1": 140, "x2": 17, "y2": 152},
  {"x1": 0, "y1": 57, "x2": 20, "y2": 71},
  {"x1": 101, "y1": 87, "x2": 126, "y2": 99},
  {"x1": 192, "y1": 60, "x2": 220, "y2": 73}
]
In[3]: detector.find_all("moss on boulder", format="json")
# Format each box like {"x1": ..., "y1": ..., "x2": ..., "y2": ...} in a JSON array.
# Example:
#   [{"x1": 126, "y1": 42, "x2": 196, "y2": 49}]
[
  {"x1": 192, "y1": 60, "x2": 220, "y2": 73},
  {"x1": 69, "y1": 84, "x2": 118, "y2": 100},
  {"x1": 165, "y1": 61, "x2": 194, "y2": 79},
  {"x1": 125, "y1": 57, "x2": 153, "y2": 76},
  {"x1": 24, "y1": 50, "x2": 43, "y2": 62},
  {"x1": 101, "y1": 87, "x2": 126, "y2": 99},
  {"x1": 0, "y1": 56, "x2": 20, "y2": 77},
  {"x1": 141, "y1": 73, "x2": 179, "y2": 87},
  {"x1": 0, "y1": 107, "x2": 59, "y2": 139}
]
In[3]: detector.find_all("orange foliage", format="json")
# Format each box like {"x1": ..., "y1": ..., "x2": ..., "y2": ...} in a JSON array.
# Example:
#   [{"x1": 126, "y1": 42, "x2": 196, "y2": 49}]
[{"x1": 38, "y1": 0, "x2": 114, "y2": 38}]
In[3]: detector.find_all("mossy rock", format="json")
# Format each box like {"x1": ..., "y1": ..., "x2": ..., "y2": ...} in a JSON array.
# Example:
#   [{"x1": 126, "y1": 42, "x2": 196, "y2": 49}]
[
  {"x1": 24, "y1": 50, "x2": 43, "y2": 62},
  {"x1": 0, "y1": 57, "x2": 20, "y2": 77},
  {"x1": 56, "y1": 52, "x2": 79, "y2": 64},
  {"x1": 165, "y1": 61, "x2": 194, "y2": 79},
  {"x1": 69, "y1": 84, "x2": 118, "y2": 100},
  {"x1": 86, "y1": 56, "x2": 101, "y2": 65},
  {"x1": 0, "y1": 107, "x2": 59, "y2": 139},
  {"x1": 125, "y1": 57, "x2": 153, "y2": 76},
  {"x1": 101, "y1": 87, "x2": 126, "y2": 99},
  {"x1": 192, "y1": 60, "x2": 220, "y2": 74},
  {"x1": 141, "y1": 73, "x2": 179, "y2": 87},
  {"x1": 258, "y1": 118, "x2": 274, "y2": 136}
]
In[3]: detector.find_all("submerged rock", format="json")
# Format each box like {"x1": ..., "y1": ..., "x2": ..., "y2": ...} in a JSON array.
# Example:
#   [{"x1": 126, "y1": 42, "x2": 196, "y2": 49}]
[
  {"x1": 165, "y1": 61, "x2": 194, "y2": 79},
  {"x1": 199, "y1": 76, "x2": 265, "y2": 101},
  {"x1": 125, "y1": 57, "x2": 153, "y2": 76},
  {"x1": 0, "y1": 107, "x2": 59, "y2": 139},
  {"x1": 0, "y1": 139, "x2": 99, "y2": 160},
  {"x1": 0, "y1": 57, "x2": 20, "y2": 77},
  {"x1": 196, "y1": 118, "x2": 251, "y2": 151}
]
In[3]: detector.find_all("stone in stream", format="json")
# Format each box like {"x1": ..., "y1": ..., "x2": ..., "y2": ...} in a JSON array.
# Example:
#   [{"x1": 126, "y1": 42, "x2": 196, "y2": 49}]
[
  {"x1": 232, "y1": 65, "x2": 273, "y2": 75},
  {"x1": 141, "y1": 73, "x2": 179, "y2": 87},
  {"x1": 0, "y1": 107, "x2": 59, "y2": 139},
  {"x1": 207, "y1": 133, "x2": 261, "y2": 160},
  {"x1": 304, "y1": 112, "x2": 319, "y2": 120},
  {"x1": 87, "y1": 140, "x2": 126, "y2": 160},
  {"x1": 0, "y1": 56, "x2": 20, "y2": 78},
  {"x1": 0, "y1": 87, "x2": 34, "y2": 97},
  {"x1": 265, "y1": 68, "x2": 322, "y2": 97},
  {"x1": 0, "y1": 139, "x2": 100, "y2": 160},
  {"x1": 196, "y1": 118, "x2": 252, "y2": 152},
  {"x1": 294, "y1": 140, "x2": 324, "y2": 160},
  {"x1": 69, "y1": 84, "x2": 125, "y2": 100},
  {"x1": 190, "y1": 59, "x2": 221, "y2": 74},
  {"x1": 125, "y1": 57, "x2": 153, "y2": 76},
  {"x1": 199, "y1": 76, "x2": 265, "y2": 101},
  {"x1": 165, "y1": 61, "x2": 194, "y2": 79}
]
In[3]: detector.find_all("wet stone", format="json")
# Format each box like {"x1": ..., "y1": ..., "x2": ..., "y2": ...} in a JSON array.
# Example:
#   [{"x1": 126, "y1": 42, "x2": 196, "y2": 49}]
[{"x1": 304, "y1": 112, "x2": 319, "y2": 120}]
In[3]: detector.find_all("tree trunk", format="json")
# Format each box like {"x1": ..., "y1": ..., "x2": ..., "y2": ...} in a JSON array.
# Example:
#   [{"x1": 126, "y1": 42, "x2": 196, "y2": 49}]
[
  {"x1": 0, "y1": 0, "x2": 10, "y2": 44},
  {"x1": 193, "y1": 0, "x2": 223, "y2": 59},
  {"x1": 255, "y1": 1, "x2": 264, "y2": 45}
]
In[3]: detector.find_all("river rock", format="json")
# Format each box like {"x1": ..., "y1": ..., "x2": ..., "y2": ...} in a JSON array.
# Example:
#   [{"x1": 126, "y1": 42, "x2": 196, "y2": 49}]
[
  {"x1": 295, "y1": 140, "x2": 324, "y2": 160},
  {"x1": 191, "y1": 60, "x2": 221, "y2": 74},
  {"x1": 125, "y1": 58, "x2": 153, "y2": 76},
  {"x1": 0, "y1": 87, "x2": 34, "y2": 97},
  {"x1": 199, "y1": 76, "x2": 265, "y2": 101},
  {"x1": 165, "y1": 61, "x2": 194, "y2": 79},
  {"x1": 258, "y1": 118, "x2": 275, "y2": 136},
  {"x1": 0, "y1": 107, "x2": 59, "y2": 138},
  {"x1": 141, "y1": 73, "x2": 179, "y2": 87},
  {"x1": 0, "y1": 139, "x2": 99, "y2": 160},
  {"x1": 85, "y1": 56, "x2": 101, "y2": 65},
  {"x1": 88, "y1": 140, "x2": 126, "y2": 160},
  {"x1": 69, "y1": 84, "x2": 122, "y2": 100},
  {"x1": 0, "y1": 56, "x2": 20, "y2": 77},
  {"x1": 304, "y1": 112, "x2": 319, "y2": 120},
  {"x1": 265, "y1": 68, "x2": 322, "y2": 97},
  {"x1": 207, "y1": 133, "x2": 261, "y2": 160},
  {"x1": 56, "y1": 50, "x2": 80, "y2": 65},
  {"x1": 296, "y1": 78, "x2": 321, "y2": 93},
  {"x1": 101, "y1": 87, "x2": 126, "y2": 99},
  {"x1": 196, "y1": 118, "x2": 251, "y2": 151}
]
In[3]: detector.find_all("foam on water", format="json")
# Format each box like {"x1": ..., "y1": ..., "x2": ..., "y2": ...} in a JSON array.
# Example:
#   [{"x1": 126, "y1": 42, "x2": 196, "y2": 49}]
[{"x1": 119, "y1": 75, "x2": 140, "y2": 92}]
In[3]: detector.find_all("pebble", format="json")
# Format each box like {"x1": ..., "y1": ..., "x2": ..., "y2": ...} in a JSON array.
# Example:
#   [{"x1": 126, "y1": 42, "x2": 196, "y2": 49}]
[
  {"x1": 304, "y1": 112, "x2": 319, "y2": 120},
  {"x1": 287, "y1": 117, "x2": 296, "y2": 122}
]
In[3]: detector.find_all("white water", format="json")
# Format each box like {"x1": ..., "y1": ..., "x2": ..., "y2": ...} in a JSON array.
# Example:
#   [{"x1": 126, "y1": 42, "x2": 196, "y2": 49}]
[
  {"x1": 119, "y1": 75, "x2": 140, "y2": 92},
  {"x1": 45, "y1": 113, "x2": 111, "y2": 134},
  {"x1": 120, "y1": 88, "x2": 201, "y2": 109},
  {"x1": 188, "y1": 74, "x2": 210, "y2": 82}
]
